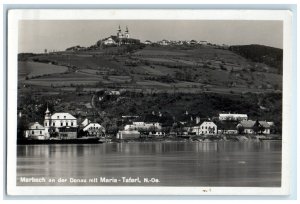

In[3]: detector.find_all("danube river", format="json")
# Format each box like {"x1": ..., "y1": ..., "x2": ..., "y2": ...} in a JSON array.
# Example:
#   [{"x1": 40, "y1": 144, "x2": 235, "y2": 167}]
[{"x1": 17, "y1": 141, "x2": 281, "y2": 187}]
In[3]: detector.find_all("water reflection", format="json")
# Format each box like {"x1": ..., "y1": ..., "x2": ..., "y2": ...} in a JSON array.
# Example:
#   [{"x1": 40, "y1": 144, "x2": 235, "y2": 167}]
[{"x1": 17, "y1": 141, "x2": 282, "y2": 187}]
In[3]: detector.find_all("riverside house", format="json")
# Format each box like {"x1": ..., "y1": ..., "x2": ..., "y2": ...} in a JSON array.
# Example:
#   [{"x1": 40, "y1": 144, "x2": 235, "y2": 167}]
[
  {"x1": 82, "y1": 122, "x2": 105, "y2": 137},
  {"x1": 191, "y1": 121, "x2": 218, "y2": 135},
  {"x1": 25, "y1": 122, "x2": 45, "y2": 140},
  {"x1": 237, "y1": 120, "x2": 271, "y2": 134}
]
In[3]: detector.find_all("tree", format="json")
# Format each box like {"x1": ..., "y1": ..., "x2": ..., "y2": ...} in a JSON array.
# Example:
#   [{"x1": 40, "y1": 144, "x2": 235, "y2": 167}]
[
  {"x1": 237, "y1": 125, "x2": 245, "y2": 134},
  {"x1": 17, "y1": 117, "x2": 28, "y2": 141},
  {"x1": 252, "y1": 120, "x2": 265, "y2": 134}
]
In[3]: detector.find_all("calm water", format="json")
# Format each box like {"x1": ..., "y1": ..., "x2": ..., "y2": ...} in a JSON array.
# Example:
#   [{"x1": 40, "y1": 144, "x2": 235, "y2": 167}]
[{"x1": 17, "y1": 141, "x2": 282, "y2": 187}]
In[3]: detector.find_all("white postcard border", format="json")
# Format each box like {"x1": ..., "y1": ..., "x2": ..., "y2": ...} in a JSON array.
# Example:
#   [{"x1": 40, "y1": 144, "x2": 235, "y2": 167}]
[{"x1": 6, "y1": 9, "x2": 292, "y2": 196}]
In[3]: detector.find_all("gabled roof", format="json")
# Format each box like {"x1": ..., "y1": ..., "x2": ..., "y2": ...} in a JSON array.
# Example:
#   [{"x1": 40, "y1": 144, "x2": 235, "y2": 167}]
[
  {"x1": 51, "y1": 113, "x2": 76, "y2": 120},
  {"x1": 239, "y1": 120, "x2": 256, "y2": 128},
  {"x1": 199, "y1": 121, "x2": 217, "y2": 126},
  {"x1": 217, "y1": 121, "x2": 238, "y2": 130},
  {"x1": 259, "y1": 121, "x2": 271, "y2": 129},
  {"x1": 28, "y1": 122, "x2": 44, "y2": 129},
  {"x1": 239, "y1": 120, "x2": 271, "y2": 129}
]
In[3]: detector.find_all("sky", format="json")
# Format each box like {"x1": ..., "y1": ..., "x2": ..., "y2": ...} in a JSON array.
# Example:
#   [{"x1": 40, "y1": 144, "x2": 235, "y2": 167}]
[{"x1": 18, "y1": 20, "x2": 283, "y2": 53}]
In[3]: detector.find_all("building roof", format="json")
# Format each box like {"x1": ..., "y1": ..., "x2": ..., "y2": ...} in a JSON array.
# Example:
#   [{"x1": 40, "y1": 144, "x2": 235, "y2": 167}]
[
  {"x1": 83, "y1": 122, "x2": 104, "y2": 130},
  {"x1": 239, "y1": 120, "x2": 256, "y2": 128},
  {"x1": 217, "y1": 121, "x2": 238, "y2": 130},
  {"x1": 51, "y1": 113, "x2": 76, "y2": 120},
  {"x1": 239, "y1": 120, "x2": 271, "y2": 129},
  {"x1": 259, "y1": 121, "x2": 271, "y2": 129},
  {"x1": 200, "y1": 121, "x2": 217, "y2": 126},
  {"x1": 28, "y1": 122, "x2": 44, "y2": 129},
  {"x1": 219, "y1": 113, "x2": 248, "y2": 118}
]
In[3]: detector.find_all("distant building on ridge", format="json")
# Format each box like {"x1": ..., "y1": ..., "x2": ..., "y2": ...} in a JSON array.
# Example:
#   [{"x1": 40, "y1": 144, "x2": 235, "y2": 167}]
[{"x1": 100, "y1": 25, "x2": 140, "y2": 46}]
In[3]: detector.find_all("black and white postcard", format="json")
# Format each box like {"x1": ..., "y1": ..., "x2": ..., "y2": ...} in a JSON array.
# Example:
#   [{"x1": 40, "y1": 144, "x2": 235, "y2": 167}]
[{"x1": 6, "y1": 9, "x2": 292, "y2": 195}]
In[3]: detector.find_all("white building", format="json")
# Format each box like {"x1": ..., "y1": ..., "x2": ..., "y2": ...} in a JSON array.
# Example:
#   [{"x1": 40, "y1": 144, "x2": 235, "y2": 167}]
[
  {"x1": 83, "y1": 122, "x2": 105, "y2": 137},
  {"x1": 219, "y1": 113, "x2": 248, "y2": 121},
  {"x1": 81, "y1": 118, "x2": 91, "y2": 127},
  {"x1": 116, "y1": 130, "x2": 140, "y2": 139},
  {"x1": 25, "y1": 122, "x2": 46, "y2": 140},
  {"x1": 191, "y1": 121, "x2": 217, "y2": 135},
  {"x1": 44, "y1": 107, "x2": 78, "y2": 139},
  {"x1": 144, "y1": 40, "x2": 152, "y2": 45},
  {"x1": 159, "y1": 39, "x2": 169, "y2": 46},
  {"x1": 102, "y1": 37, "x2": 116, "y2": 45},
  {"x1": 124, "y1": 121, "x2": 162, "y2": 131}
]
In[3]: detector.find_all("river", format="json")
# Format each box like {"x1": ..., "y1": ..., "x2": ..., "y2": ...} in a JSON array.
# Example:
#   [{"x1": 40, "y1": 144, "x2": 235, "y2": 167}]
[{"x1": 17, "y1": 141, "x2": 281, "y2": 187}]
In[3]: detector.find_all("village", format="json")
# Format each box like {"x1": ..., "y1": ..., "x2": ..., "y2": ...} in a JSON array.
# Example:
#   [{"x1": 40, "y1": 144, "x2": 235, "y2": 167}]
[{"x1": 23, "y1": 103, "x2": 276, "y2": 142}]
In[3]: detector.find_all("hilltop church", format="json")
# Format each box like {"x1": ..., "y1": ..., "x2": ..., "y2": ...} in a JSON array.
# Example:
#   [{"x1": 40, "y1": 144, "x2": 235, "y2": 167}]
[{"x1": 99, "y1": 26, "x2": 140, "y2": 46}]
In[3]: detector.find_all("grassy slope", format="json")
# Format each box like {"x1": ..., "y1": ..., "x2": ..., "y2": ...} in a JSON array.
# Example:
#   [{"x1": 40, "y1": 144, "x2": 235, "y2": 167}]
[
  {"x1": 19, "y1": 45, "x2": 282, "y2": 94},
  {"x1": 17, "y1": 45, "x2": 283, "y2": 134}
]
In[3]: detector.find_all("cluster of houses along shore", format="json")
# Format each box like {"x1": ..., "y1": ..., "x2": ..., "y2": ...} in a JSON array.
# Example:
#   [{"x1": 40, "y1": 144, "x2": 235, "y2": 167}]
[{"x1": 24, "y1": 105, "x2": 275, "y2": 140}]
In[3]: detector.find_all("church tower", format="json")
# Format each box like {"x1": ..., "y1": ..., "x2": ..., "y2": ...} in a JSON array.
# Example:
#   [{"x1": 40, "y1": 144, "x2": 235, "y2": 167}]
[
  {"x1": 125, "y1": 26, "x2": 130, "y2": 38},
  {"x1": 44, "y1": 104, "x2": 51, "y2": 139},
  {"x1": 117, "y1": 25, "x2": 123, "y2": 38}
]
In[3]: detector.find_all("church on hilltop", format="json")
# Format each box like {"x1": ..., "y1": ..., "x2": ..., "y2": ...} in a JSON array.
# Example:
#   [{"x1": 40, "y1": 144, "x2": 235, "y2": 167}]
[{"x1": 98, "y1": 25, "x2": 140, "y2": 46}]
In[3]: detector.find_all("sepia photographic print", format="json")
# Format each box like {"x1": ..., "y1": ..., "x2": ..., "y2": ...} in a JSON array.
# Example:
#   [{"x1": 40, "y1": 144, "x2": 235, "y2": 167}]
[{"x1": 6, "y1": 9, "x2": 292, "y2": 195}]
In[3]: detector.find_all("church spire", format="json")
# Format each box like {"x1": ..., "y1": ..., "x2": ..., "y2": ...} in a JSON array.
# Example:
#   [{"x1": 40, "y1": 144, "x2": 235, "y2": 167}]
[{"x1": 45, "y1": 103, "x2": 50, "y2": 114}]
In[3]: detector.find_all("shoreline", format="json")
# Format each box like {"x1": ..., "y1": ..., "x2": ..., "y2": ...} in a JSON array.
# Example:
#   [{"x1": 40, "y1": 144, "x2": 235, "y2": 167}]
[{"x1": 17, "y1": 134, "x2": 282, "y2": 145}]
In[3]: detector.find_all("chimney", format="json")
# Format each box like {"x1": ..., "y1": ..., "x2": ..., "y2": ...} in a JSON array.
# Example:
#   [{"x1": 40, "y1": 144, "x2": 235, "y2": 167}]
[
  {"x1": 158, "y1": 111, "x2": 162, "y2": 117},
  {"x1": 196, "y1": 117, "x2": 200, "y2": 124},
  {"x1": 185, "y1": 110, "x2": 189, "y2": 115},
  {"x1": 152, "y1": 111, "x2": 155, "y2": 115}
]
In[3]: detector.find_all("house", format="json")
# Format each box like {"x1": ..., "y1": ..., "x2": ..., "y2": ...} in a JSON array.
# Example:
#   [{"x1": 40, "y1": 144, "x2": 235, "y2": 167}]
[
  {"x1": 44, "y1": 107, "x2": 78, "y2": 139},
  {"x1": 191, "y1": 121, "x2": 217, "y2": 135},
  {"x1": 159, "y1": 39, "x2": 169, "y2": 46},
  {"x1": 238, "y1": 120, "x2": 255, "y2": 134},
  {"x1": 83, "y1": 122, "x2": 105, "y2": 137},
  {"x1": 144, "y1": 40, "x2": 152, "y2": 45},
  {"x1": 258, "y1": 121, "x2": 271, "y2": 134},
  {"x1": 219, "y1": 113, "x2": 248, "y2": 121},
  {"x1": 116, "y1": 130, "x2": 140, "y2": 139},
  {"x1": 25, "y1": 122, "x2": 46, "y2": 140},
  {"x1": 238, "y1": 120, "x2": 271, "y2": 134},
  {"x1": 102, "y1": 36, "x2": 117, "y2": 45},
  {"x1": 199, "y1": 40, "x2": 208, "y2": 45},
  {"x1": 217, "y1": 121, "x2": 238, "y2": 134},
  {"x1": 124, "y1": 121, "x2": 162, "y2": 131},
  {"x1": 189, "y1": 40, "x2": 198, "y2": 45}
]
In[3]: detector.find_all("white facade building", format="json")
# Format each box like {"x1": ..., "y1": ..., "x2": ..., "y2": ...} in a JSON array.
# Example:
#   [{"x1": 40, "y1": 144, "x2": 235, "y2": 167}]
[
  {"x1": 83, "y1": 122, "x2": 105, "y2": 137},
  {"x1": 116, "y1": 130, "x2": 140, "y2": 139},
  {"x1": 124, "y1": 122, "x2": 162, "y2": 131},
  {"x1": 219, "y1": 113, "x2": 248, "y2": 121},
  {"x1": 44, "y1": 107, "x2": 77, "y2": 138},
  {"x1": 103, "y1": 37, "x2": 116, "y2": 45},
  {"x1": 25, "y1": 122, "x2": 46, "y2": 140},
  {"x1": 191, "y1": 121, "x2": 217, "y2": 135}
]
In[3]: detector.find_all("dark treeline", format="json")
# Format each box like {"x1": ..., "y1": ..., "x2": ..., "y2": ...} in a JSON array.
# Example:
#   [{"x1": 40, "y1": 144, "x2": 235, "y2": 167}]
[{"x1": 229, "y1": 44, "x2": 283, "y2": 74}]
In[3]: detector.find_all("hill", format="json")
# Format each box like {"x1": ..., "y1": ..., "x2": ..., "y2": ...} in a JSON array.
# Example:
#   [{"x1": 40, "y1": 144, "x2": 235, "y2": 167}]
[
  {"x1": 17, "y1": 44, "x2": 283, "y2": 134},
  {"x1": 229, "y1": 44, "x2": 283, "y2": 74},
  {"x1": 18, "y1": 45, "x2": 282, "y2": 94}
]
